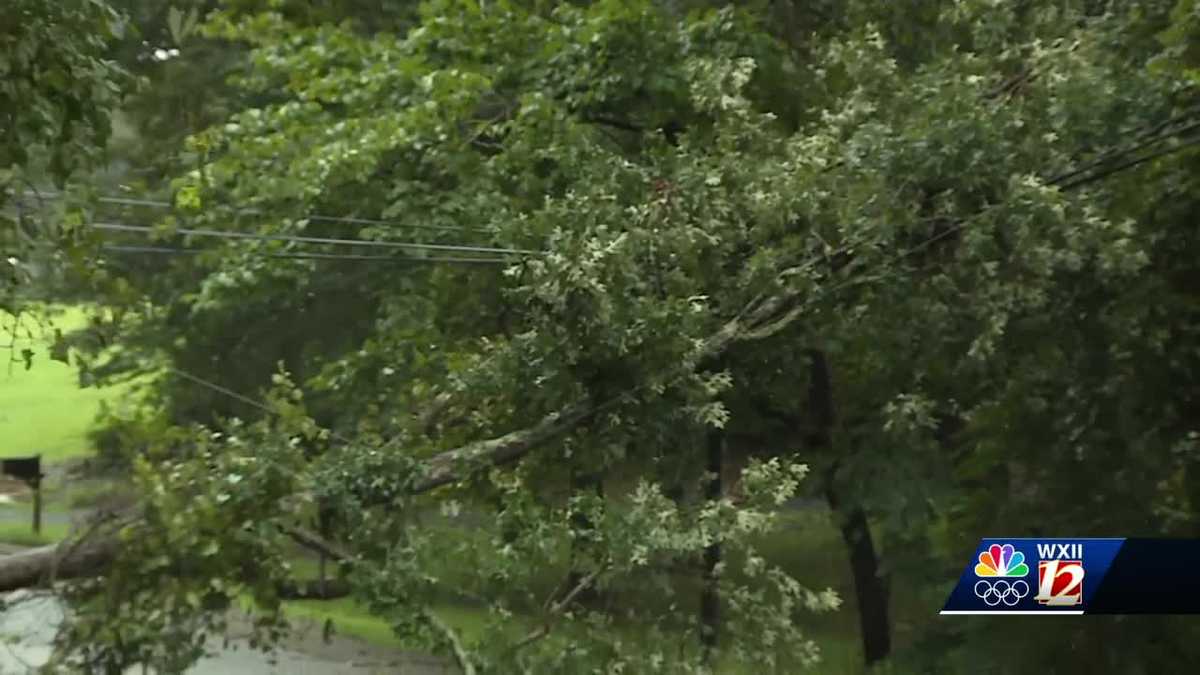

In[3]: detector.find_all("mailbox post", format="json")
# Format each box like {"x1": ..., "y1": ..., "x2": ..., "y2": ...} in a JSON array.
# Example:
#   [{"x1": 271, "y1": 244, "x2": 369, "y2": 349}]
[
  {"x1": 32, "y1": 472, "x2": 42, "y2": 535},
  {"x1": 1, "y1": 455, "x2": 44, "y2": 534}
]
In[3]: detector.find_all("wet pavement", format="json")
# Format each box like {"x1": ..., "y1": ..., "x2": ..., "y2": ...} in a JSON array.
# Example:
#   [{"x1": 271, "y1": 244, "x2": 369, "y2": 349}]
[{"x1": 0, "y1": 590, "x2": 456, "y2": 675}]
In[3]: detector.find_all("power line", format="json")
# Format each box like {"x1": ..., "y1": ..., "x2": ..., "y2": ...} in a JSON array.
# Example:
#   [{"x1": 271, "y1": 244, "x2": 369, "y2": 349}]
[
  {"x1": 20, "y1": 190, "x2": 492, "y2": 235},
  {"x1": 88, "y1": 221, "x2": 535, "y2": 256},
  {"x1": 576, "y1": 164, "x2": 1117, "y2": 425},
  {"x1": 99, "y1": 119, "x2": 1198, "y2": 479},
  {"x1": 1045, "y1": 116, "x2": 1200, "y2": 187},
  {"x1": 101, "y1": 244, "x2": 511, "y2": 265},
  {"x1": 1054, "y1": 133, "x2": 1200, "y2": 192},
  {"x1": 166, "y1": 367, "x2": 356, "y2": 446},
  {"x1": 169, "y1": 367, "x2": 279, "y2": 417}
]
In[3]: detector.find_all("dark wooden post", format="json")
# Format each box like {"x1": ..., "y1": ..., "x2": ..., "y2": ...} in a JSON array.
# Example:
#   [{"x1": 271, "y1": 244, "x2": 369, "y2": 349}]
[
  {"x1": 31, "y1": 473, "x2": 42, "y2": 536},
  {"x1": 566, "y1": 468, "x2": 604, "y2": 607},
  {"x1": 1, "y1": 455, "x2": 43, "y2": 536}
]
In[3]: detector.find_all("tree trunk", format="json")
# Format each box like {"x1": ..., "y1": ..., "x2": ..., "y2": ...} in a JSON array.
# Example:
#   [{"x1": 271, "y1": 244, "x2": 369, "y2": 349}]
[
  {"x1": 700, "y1": 428, "x2": 724, "y2": 661},
  {"x1": 1185, "y1": 457, "x2": 1200, "y2": 538},
  {"x1": 316, "y1": 499, "x2": 334, "y2": 597},
  {"x1": 0, "y1": 531, "x2": 120, "y2": 592},
  {"x1": 566, "y1": 468, "x2": 603, "y2": 607},
  {"x1": 807, "y1": 349, "x2": 891, "y2": 666},
  {"x1": 826, "y1": 488, "x2": 891, "y2": 666}
]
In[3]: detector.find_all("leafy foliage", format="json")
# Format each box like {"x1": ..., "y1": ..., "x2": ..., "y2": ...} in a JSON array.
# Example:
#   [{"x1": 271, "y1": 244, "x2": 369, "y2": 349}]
[
  {"x1": 15, "y1": 0, "x2": 1200, "y2": 673},
  {"x1": 0, "y1": 0, "x2": 128, "y2": 185},
  {"x1": 0, "y1": 0, "x2": 132, "y2": 355}
]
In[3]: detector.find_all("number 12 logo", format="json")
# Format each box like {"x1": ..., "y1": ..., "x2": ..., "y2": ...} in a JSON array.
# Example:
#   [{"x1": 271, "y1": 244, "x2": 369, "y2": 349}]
[{"x1": 1036, "y1": 560, "x2": 1084, "y2": 606}]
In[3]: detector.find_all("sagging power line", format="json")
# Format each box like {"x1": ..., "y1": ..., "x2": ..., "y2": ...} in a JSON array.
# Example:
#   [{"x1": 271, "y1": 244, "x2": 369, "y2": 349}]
[
  {"x1": 20, "y1": 190, "x2": 491, "y2": 235},
  {"x1": 88, "y1": 221, "x2": 535, "y2": 257},
  {"x1": 102, "y1": 244, "x2": 511, "y2": 265},
  {"x1": 96, "y1": 111, "x2": 1200, "y2": 476}
]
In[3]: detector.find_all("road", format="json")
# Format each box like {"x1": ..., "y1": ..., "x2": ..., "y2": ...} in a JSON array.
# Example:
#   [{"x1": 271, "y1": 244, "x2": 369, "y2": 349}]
[
  {"x1": 0, "y1": 588, "x2": 457, "y2": 675},
  {"x1": 0, "y1": 543, "x2": 456, "y2": 675}
]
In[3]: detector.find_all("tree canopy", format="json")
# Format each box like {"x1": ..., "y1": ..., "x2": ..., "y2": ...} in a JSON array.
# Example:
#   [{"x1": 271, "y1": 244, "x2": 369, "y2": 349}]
[
  {"x1": 1, "y1": 0, "x2": 131, "y2": 323},
  {"x1": 4, "y1": 1, "x2": 1200, "y2": 673}
]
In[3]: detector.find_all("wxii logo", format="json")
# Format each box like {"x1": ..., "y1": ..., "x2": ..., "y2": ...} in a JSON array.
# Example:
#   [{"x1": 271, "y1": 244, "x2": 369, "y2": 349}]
[{"x1": 1035, "y1": 543, "x2": 1085, "y2": 606}]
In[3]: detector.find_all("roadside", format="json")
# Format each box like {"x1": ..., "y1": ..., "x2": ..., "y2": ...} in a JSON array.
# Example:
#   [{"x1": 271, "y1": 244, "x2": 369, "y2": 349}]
[
  {"x1": 0, "y1": 463, "x2": 105, "y2": 547},
  {"x1": 0, "y1": 576, "x2": 455, "y2": 675},
  {"x1": 0, "y1": 480, "x2": 457, "y2": 674},
  {"x1": 0, "y1": 305, "x2": 455, "y2": 672}
]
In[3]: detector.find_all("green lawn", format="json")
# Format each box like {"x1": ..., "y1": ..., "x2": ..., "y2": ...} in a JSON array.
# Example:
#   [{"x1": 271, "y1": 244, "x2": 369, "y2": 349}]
[
  {"x1": 274, "y1": 508, "x2": 889, "y2": 674},
  {"x1": 0, "y1": 306, "x2": 137, "y2": 547},
  {"x1": 0, "y1": 306, "x2": 119, "y2": 464},
  {"x1": 283, "y1": 596, "x2": 408, "y2": 648},
  {"x1": 0, "y1": 521, "x2": 70, "y2": 547}
]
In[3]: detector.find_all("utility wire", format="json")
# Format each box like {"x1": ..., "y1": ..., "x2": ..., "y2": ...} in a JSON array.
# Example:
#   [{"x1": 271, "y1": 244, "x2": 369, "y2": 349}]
[
  {"x1": 20, "y1": 190, "x2": 491, "y2": 235},
  {"x1": 88, "y1": 221, "x2": 536, "y2": 256},
  {"x1": 101, "y1": 244, "x2": 511, "y2": 265},
  {"x1": 1054, "y1": 133, "x2": 1200, "y2": 192},
  {"x1": 110, "y1": 118, "x2": 1200, "y2": 471},
  {"x1": 168, "y1": 367, "x2": 279, "y2": 417},
  {"x1": 167, "y1": 367, "x2": 355, "y2": 446},
  {"x1": 577, "y1": 132, "x2": 1186, "y2": 422},
  {"x1": 1045, "y1": 116, "x2": 1200, "y2": 187}
]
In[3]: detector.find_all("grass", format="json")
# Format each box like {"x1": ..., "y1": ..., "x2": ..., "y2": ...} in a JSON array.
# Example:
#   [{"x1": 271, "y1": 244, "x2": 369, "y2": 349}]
[
  {"x1": 277, "y1": 550, "x2": 497, "y2": 649},
  {"x1": 0, "y1": 305, "x2": 136, "y2": 545},
  {"x1": 0, "y1": 306, "x2": 127, "y2": 464},
  {"x1": 283, "y1": 596, "x2": 406, "y2": 647},
  {"x1": 0, "y1": 520, "x2": 70, "y2": 547},
  {"x1": 271, "y1": 507, "x2": 904, "y2": 674}
]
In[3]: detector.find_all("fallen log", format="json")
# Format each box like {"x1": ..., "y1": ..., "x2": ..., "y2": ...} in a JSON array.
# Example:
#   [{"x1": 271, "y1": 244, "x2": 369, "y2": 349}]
[{"x1": 0, "y1": 516, "x2": 125, "y2": 592}]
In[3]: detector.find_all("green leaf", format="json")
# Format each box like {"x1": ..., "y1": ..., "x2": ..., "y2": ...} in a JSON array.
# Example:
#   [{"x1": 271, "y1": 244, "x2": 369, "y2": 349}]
[{"x1": 167, "y1": 7, "x2": 184, "y2": 46}]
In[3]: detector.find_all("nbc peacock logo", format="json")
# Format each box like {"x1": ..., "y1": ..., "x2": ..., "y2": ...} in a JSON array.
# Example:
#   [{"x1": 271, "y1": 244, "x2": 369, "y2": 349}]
[
  {"x1": 975, "y1": 543, "x2": 1030, "y2": 578},
  {"x1": 973, "y1": 543, "x2": 1031, "y2": 607}
]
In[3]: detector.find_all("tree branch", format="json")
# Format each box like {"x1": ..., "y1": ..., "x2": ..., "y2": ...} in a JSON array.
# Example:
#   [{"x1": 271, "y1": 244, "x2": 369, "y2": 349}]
[
  {"x1": 509, "y1": 569, "x2": 602, "y2": 653},
  {"x1": 410, "y1": 400, "x2": 597, "y2": 493},
  {"x1": 579, "y1": 113, "x2": 646, "y2": 134},
  {"x1": 0, "y1": 285, "x2": 808, "y2": 591},
  {"x1": 416, "y1": 391, "x2": 455, "y2": 435},
  {"x1": 274, "y1": 526, "x2": 474, "y2": 671},
  {"x1": 0, "y1": 514, "x2": 129, "y2": 592},
  {"x1": 280, "y1": 524, "x2": 354, "y2": 561},
  {"x1": 424, "y1": 609, "x2": 476, "y2": 675}
]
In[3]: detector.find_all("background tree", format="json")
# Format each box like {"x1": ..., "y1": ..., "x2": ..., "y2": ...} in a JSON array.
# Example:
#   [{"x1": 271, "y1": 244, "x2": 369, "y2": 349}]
[{"x1": 1, "y1": 0, "x2": 131, "y2": 345}]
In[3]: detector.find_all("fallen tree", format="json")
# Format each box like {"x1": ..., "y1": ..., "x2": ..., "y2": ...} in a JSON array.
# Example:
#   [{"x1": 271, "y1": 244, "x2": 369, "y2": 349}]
[
  {"x1": 0, "y1": 515, "x2": 128, "y2": 593},
  {"x1": 0, "y1": 285, "x2": 803, "y2": 594}
]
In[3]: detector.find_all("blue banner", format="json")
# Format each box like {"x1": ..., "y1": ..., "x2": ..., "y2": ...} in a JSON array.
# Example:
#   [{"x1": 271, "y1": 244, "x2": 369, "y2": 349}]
[{"x1": 940, "y1": 538, "x2": 1200, "y2": 615}]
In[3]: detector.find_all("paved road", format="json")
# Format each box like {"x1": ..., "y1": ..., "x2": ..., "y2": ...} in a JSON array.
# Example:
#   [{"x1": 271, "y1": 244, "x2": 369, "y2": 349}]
[
  {"x1": 0, "y1": 463, "x2": 458, "y2": 672},
  {"x1": 0, "y1": 489, "x2": 457, "y2": 674},
  {"x1": 0, "y1": 590, "x2": 455, "y2": 675}
]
